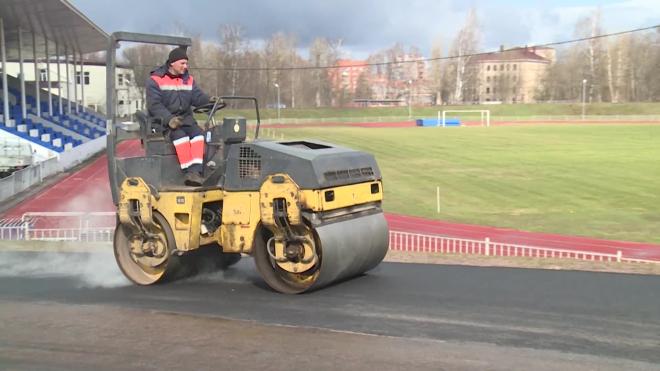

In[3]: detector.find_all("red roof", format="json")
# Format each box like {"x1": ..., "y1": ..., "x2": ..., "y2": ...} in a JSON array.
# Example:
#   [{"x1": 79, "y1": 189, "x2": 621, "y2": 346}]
[
  {"x1": 469, "y1": 47, "x2": 550, "y2": 63},
  {"x1": 335, "y1": 59, "x2": 368, "y2": 68}
]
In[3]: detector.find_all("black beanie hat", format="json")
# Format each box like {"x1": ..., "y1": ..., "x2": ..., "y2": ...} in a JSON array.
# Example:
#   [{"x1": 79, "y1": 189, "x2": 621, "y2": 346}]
[{"x1": 167, "y1": 47, "x2": 188, "y2": 65}]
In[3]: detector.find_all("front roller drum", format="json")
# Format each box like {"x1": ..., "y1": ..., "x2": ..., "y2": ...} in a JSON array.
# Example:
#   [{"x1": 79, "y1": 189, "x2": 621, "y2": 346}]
[{"x1": 254, "y1": 211, "x2": 389, "y2": 294}]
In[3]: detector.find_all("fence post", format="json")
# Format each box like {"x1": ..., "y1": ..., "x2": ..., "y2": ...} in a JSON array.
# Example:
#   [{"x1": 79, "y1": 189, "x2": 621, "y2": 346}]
[
  {"x1": 616, "y1": 250, "x2": 622, "y2": 263},
  {"x1": 485, "y1": 237, "x2": 490, "y2": 256},
  {"x1": 23, "y1": 221, "x2": 30, "y2": 241}
]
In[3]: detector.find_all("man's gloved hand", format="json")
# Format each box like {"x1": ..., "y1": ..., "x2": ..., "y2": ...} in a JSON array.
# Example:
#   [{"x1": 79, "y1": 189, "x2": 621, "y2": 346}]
[
  {"x1": 209, "y1": 96, "x2": 220, "y2": 103},
  {"x1": 168, "y1": 116, "x2": 183, "y2": 129}
]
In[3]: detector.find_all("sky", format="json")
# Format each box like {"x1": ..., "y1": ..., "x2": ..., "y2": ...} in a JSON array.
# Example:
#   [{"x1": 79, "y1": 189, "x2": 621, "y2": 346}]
[{"x1": 71, "y1": 0, "x2": 660, "y2": 59}]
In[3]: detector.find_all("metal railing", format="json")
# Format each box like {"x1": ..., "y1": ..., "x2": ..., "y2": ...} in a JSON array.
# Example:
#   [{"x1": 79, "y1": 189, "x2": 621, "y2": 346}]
[
  {"x1": 389, "y1": 230, "x2": 658, "y2": 264},
  {"x1": 1, "y1": 216, "x2": 658, "y2": 265},
  {"x1": 25, "y1": 227, "x2": 114, "y2": 242}
]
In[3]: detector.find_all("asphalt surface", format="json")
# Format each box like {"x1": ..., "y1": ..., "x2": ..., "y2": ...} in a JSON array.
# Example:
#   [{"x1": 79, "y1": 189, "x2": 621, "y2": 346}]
[{"x1": 1, "y1": 250, "x2": 660, "y2": 366}]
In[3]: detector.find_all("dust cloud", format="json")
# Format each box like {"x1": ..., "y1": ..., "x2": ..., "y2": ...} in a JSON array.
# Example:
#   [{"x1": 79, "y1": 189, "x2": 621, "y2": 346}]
[{"x1": 0, "y1": 250, "x2": 129, "y2": 288}]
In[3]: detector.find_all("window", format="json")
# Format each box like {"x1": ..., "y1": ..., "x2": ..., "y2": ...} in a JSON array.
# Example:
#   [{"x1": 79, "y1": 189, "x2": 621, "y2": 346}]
[
  {"x1": 486, "y1": 65, "x2": 491, "y2": 71},
  {"x1": 513, "y1": 64, "x2": 517, "y2": 70},
  {"x1": 493, "y1": 87, "x2": 497, "y2": 94},
  {"x1": 39, "y1": 69, "x2": 47, "y2": 81},
  {"x1": 135, "y1": 101, "x2": 139, "y2": 109},
  {"x1": 75, "y1": 71, "x2": 90, "y2": 85},
  {"x1": 493, "y1": 65, "x2": 497, "y2": 71},
  {"x1": 118, "y1": 74, "x2": 124, "y2": 86},
  {"x1": 506, "y1": 64, "x2": 510, "y2": 71},
  {"x1": 486, "y1": 87, "x2": 490, "y2": 93},
  {"x1": 118, "y1": 100, "x2": 124, "y2": 105},
  {"x1": 487, "y1": 76, "x2": 491, "y2": 82}
]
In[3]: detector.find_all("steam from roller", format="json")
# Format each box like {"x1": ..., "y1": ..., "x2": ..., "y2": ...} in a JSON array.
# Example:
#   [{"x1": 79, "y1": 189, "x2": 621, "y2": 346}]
[{"x1": 0, "y1": 250, "x2": 129, "y2": 288}]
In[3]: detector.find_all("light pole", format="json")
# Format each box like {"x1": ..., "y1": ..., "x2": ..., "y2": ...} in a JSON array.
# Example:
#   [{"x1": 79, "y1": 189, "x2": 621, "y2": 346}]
[
  {"x1": 581, "y1": 79, "x2": 587, "y2": 120},
  {"x1": 407, "y1": 80, "x2": 413, "y2": 119},
  {"x1": 273, "y1": 82, "x2": 281, "y2": 121}
]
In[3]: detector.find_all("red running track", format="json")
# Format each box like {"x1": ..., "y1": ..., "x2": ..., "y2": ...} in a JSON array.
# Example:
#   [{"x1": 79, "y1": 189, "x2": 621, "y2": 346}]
[{"x1": 3, "y1": 137, "x2": 660, "y2": 260}]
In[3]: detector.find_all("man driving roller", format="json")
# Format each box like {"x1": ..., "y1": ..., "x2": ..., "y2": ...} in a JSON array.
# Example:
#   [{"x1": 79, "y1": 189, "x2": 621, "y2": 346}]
[{"x1": 146, "y1": 46, "x2": 211, "y2": 186}]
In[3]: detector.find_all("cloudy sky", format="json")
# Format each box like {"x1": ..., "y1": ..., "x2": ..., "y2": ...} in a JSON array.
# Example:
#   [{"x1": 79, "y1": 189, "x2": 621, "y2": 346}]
[{"x1": 71, "y1": 0, "x2": 659, "y2": 58}]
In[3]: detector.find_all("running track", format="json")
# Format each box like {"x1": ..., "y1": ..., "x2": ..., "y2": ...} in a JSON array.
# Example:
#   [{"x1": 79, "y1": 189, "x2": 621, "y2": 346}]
[{"x1": 3, "y1": 138, "x2": 660, "y2": 261}]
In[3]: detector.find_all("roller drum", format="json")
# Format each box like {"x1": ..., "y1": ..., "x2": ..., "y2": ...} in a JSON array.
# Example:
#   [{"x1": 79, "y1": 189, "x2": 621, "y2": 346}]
[{"x1": 310, "y1": 211, "x2": 389, "y2": 290}]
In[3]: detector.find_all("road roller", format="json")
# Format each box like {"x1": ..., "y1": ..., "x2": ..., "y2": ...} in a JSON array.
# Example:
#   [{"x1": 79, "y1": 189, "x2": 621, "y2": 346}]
[{"x1": 105, "y1": 32, "x2": 388, "y2": 293}]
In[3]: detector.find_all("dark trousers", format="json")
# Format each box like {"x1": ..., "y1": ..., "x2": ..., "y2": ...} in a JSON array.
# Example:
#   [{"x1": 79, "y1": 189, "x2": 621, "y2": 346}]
[{"x1": 169, "y1": 124, "x2": 202, "y2": 142}]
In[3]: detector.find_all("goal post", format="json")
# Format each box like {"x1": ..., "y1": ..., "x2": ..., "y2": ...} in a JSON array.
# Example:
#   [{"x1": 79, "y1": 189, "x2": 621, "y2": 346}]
[{"x1": 438, "y1": 110, "x2": 490, "y2": 127}]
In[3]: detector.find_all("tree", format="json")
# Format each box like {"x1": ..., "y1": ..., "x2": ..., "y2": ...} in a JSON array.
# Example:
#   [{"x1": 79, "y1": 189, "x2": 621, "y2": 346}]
[
  {"x1": 429, "y1": 36, "x2": 445, "y2": 104},
  {"x1": 122, "y1": 44, "x2": 168, "y2": 99},
  {"x1": 218, "y1": 24, "x2": 246, "y2": 97},
  {"x1": 573, "y1": 9, "x2": 608, "y2": 102},
  {"x1": 354, "y1": 72, "x2": 373, "y2": 100},
  {"x1": 309, "y1": 37, "x2": 341, "y2": 107},
  {"x1": 447, "y1": 8, "x2": 480, "y2": 103}
]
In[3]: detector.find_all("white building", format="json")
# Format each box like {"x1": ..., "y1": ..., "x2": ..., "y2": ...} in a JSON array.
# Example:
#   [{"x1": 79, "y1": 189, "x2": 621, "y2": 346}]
[{"x1": 4, "y1": 55, "x2": 142, "y2": 118}]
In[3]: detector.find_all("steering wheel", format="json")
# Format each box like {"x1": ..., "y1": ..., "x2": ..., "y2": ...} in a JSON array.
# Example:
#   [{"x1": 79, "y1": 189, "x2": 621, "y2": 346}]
[{"x1": 193, "y1": 101, "x2": 226, "y2": 114}]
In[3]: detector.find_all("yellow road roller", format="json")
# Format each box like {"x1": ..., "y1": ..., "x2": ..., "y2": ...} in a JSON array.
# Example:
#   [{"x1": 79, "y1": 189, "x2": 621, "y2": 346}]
[{"x1": 106, "y1": 32, "x2": 388, "y2": 293}]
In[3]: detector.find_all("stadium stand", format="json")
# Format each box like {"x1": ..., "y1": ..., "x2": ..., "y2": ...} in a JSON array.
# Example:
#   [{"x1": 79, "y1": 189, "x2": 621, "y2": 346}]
[
  {"x1": 0, "y1": 74, "x2": 106, "y2": 153},
  {"x1": 0, "y1": 0, "x2": 110, "y2": 203}
]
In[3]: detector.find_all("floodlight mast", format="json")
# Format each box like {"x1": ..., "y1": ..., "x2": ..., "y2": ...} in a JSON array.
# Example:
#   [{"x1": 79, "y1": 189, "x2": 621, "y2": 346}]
[{"x1": 106, "y1": 32, "x2": 193, "y2": 205}]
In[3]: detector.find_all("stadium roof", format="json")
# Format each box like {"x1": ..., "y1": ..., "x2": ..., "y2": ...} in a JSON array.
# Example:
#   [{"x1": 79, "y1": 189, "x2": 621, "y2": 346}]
[{"x1": 0, "y1": 0, "x2": 108, "y2": 59}]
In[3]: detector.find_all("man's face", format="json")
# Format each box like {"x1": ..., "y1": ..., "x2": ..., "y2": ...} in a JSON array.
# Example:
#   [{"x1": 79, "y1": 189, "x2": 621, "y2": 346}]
[{"x1": 170, "y1": 59, "x2": 188, "y2": 75}]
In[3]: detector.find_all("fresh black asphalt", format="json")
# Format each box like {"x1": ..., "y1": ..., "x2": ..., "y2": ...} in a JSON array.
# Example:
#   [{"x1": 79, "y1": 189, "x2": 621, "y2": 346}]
[{"x1": 1, "y1": 251, "x2": 659, "y2": 363}]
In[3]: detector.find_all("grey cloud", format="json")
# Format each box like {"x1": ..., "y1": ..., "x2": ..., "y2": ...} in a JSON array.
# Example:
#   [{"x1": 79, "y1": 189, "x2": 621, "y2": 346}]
[
  {"x1": 72, "y1": 0, "x2": 469, "y2": 54},
  {"x1": 70, "y1": 0, "x2": 660, "y2": 57}
]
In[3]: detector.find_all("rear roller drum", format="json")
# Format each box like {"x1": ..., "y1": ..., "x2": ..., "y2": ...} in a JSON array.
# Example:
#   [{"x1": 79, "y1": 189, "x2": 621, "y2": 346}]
[
  {"x1": 113, "y1": 212, "x2": 175, "y2": 285},
  {"x1": 253, "y1": 212, "x2": 389, "y2": 294},
  {"x1": 253, "y1": 226, "x2": 321, "y2": 294}
]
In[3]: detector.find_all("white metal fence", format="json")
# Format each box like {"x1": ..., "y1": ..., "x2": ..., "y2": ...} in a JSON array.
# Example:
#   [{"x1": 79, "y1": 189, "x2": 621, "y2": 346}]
[
  {"x1": 388, "y1": 230, "x2": 659, "y2": 264},
  {"x1": 1, "y1": 214, "x2": 658, "y2": 265}
]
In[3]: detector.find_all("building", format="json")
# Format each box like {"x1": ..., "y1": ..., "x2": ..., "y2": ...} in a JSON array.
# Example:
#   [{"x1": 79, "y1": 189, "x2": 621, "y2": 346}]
[
  {"x1": 4, "y1": 54, "x2": 142, "y2": 117},
  {"x1": 328, "y1": 59, "x2": 368, "y2": 94},
  {"x1": 466, "y1": 46, "x2": 555, "y2": 104}
]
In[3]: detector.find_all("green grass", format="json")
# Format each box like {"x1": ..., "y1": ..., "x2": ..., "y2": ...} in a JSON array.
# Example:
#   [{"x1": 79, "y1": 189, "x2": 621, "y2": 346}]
[
  {"x1": 267, "y1": 124, "x2": 660, "y2": 243},
  {"x1": 213, "y1": 102, "x2": 660, "y2": 120}
]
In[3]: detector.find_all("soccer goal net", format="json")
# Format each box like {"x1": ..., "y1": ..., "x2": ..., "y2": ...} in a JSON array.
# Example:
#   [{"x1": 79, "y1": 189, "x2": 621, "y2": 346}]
[{"x1": 438, "y1": 110, "x2": 490, "y2": 127}]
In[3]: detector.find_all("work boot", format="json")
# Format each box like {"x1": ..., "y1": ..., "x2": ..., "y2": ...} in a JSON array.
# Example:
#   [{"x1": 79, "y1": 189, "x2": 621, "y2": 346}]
[{"x1": 184, "y1": 171, "x2": 204, "y2": 186}]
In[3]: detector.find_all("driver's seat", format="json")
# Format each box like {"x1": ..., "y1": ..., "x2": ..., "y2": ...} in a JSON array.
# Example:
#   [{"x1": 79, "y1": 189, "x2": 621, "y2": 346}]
[{"x1": 135, "y1": 111, "x2": 176, "y2": 156}]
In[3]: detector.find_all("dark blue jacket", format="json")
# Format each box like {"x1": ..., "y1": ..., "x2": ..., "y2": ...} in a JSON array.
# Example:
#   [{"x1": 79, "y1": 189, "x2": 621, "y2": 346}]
[{"x1": 146, "y1": 64, "x2": 209, "y2": 127}]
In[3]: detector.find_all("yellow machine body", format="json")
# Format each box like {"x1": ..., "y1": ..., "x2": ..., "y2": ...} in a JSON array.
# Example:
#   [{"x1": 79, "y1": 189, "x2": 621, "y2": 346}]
[{"x1": 118, "y1": 175, "x2": 384, "y2": 258}]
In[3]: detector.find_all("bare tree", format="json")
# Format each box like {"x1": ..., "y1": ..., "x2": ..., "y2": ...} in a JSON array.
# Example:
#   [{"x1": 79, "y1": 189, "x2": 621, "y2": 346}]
[
  {"x1": 122, "y1": 44, "x2": 168, "y2": 101},
  {"x1": 309, "y1": 37, "x2": 341, "y2": 107},
  {"x1": 429, "y1": 36, "x2": 444, "y2": 104},
  {"x1": 447, "y1": 8, "x2": 480, "y2": 103}
]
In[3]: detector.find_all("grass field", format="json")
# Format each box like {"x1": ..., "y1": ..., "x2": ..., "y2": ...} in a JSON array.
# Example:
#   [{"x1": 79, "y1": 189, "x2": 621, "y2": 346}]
[
  {"x1": 215, "y1": 102, "x2": 660, "y2": 120},
  {"x1": 266, "y1": 123, "x2": 660, "y2": 243}
]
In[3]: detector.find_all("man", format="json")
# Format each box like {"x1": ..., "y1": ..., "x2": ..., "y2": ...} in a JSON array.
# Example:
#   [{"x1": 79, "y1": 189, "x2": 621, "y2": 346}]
[{"x1": 146, "y1": 47, "x2": 210, "y2": 186}]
